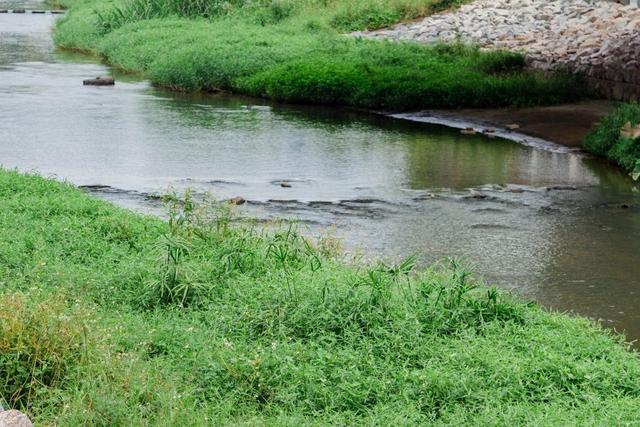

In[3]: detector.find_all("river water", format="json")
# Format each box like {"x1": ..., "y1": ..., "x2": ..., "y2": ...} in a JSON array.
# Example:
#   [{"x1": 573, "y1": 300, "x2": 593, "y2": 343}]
[{"x1": 1, "y1": 10, "x2": 640, "y2": 342}]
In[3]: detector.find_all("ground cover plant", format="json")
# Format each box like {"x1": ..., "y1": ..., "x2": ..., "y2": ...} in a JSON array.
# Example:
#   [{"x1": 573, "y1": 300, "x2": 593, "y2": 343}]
[
  {"x1": 583, "y1": 103, "x2": 640, "y2": 180},
  {"x1": 1, "y1": 169, "x2": 640, "y2": 425},
  {"x1": 54, "y1": 0, "x2": 584, "y2": 110}
]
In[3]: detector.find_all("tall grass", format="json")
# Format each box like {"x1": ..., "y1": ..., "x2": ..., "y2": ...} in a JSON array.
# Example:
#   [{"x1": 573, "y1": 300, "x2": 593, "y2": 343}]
[
  {"x1": 1, "y1": 169, "x2": 640, "y2": 424},
  {"x1": 0, "y1": 292, "x2": 90, "y2": 410}
]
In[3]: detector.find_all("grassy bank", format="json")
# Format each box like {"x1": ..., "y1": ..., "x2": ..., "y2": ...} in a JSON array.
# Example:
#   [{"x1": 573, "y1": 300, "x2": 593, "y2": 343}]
[
  {"x1": 54, "y1": 0, "x2": 584, "y2": 110},
  {"x1": 1, "y1": 169, "x2": 640, "y2": 425},
  {"x1": 583, "y1": 103, "x2": 640, "y2": 180}
]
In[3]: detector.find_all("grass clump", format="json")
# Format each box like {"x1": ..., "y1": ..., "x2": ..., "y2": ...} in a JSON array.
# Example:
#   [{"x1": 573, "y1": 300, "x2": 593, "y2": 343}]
[
  {"x1": 0, "y1": 292, "x2": 90, "y2": 410},
  {"x1": 54, "y1": 0, "x2": 584, "y2": 110},
  {"x1": 1, "y1": 169, "x2": 640, "y2": 424},
  {"x1": 583, "y1": 103, "x2": 640, "y2": 179}
]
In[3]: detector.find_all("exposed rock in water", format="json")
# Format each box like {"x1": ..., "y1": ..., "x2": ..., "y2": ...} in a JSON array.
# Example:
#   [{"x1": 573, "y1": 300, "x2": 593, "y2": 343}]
[
  {"x1": 0, "y1": 410, "x2": 33, "y2": 427},
  {"x1": 546, "y1": 185, "x2": 578, "y2": 191},
  {"x1": 83, "y1": 77, "x2": 115, "y2": 86},
  {"x1": 228, "y1": 196, "x2": 246, "y2": 205}
]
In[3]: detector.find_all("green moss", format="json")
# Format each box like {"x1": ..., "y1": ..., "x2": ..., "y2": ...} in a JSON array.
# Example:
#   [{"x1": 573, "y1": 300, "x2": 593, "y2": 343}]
[
  {"x1": 583, "y1": 103, "x2": 640, "y2": 178},
  {"x1": 1, "y1": 169, "x2": 639, "y2": 424},
  {"x1": 54, "y1": 0, "x2": 584, "y2": 110}
]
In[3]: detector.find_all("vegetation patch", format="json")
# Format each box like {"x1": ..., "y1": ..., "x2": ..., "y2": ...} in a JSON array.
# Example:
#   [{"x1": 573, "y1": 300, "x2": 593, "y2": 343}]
[
  {"x1": 54, "y1": 0, "x2": 584, "y2": 110},
  {"x1": 1, "y1": 169, "x2": 640, "y2": 424},
  {"x1": 583, "y1": 103, "x2": 640, "y2": 179}
]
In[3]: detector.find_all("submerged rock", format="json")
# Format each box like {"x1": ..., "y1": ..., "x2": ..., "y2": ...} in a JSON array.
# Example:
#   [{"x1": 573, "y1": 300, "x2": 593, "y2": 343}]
[
  {"x1": 0, "y1": 410, "x2": 33, "y2": 427},
  {"x1": 83, "y1": 76, "x2": 115, "y2": 86}
]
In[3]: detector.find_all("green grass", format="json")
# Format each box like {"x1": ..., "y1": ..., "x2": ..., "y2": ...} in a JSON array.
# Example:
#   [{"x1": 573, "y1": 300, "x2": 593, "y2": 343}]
[
  {"x1": 1, "y1": 169, "x2": 640, "y2": 425},
  {"x1": 54, "y1": 0, "x2": 584, "y2": 110},
  {"x1": 583, "y1": 103, "x2": 640, "y2": 180}
]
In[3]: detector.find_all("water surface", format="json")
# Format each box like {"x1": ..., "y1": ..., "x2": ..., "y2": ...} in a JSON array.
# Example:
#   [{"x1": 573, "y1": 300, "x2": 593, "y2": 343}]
[{"x1": 1, "y1": 9, "x2": 639, "y2": 342}]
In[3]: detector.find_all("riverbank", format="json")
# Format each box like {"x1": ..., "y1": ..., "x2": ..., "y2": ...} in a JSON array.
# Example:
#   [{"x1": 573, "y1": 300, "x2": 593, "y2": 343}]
[
  {"x1": 53, "y1": 0, "x2": 584, "y2": 110},
  {"x1": 1, "y1": 168, "x2": 640, "y2": 424}
]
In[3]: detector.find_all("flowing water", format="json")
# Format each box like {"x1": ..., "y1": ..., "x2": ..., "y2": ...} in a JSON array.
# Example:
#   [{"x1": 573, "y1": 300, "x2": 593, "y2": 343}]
[{"x1": 1, "y1": 8, "x2": 640, "y2": 342}]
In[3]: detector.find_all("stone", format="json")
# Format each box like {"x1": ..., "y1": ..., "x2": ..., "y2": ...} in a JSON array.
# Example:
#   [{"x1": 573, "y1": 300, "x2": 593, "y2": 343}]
[
  {"x1": 280, "y1": 183, "x2": 292, "y2": 188},
  {"x1": 460, "y1": 128, "x2": 477, "y2": 135},
  {"x1": 505, "y1": 123, "x2": 520, "y2": 131},
  {"x1": 228, "y1": 196, "x2": 246, "y2": 205},
  {"x1": 620, "y1": 122, "x2": 640, "y2": 139},
  {"x1": 471, "y1": 193, "x2": 489, "y2": 199},
  {"x1": 83, "y1": 76, "x2": 115, "y2": 86},
  {"x1": 0, "y1": 410, "x2": 33, "y2": 427}
]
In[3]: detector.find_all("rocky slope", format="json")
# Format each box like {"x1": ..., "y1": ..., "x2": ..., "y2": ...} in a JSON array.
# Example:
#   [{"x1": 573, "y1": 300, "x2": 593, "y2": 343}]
[{"x1": 358, "y1": 0, "x2": 640, "y2": 100}]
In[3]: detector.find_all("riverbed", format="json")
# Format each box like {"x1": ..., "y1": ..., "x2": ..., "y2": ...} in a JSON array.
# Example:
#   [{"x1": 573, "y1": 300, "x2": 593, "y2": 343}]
[{"x1": 1, "y1": 8, "x2": 640, "y2": 342}]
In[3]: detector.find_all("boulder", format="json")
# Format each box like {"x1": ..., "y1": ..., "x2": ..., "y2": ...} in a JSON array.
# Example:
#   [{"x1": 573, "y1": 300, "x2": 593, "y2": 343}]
[
  {"x1": 0, "y1": 410, "x2": 33, "y2": 427},
  {"x1": 83, "y1": 77, "x2": 115, "y2": 86}
]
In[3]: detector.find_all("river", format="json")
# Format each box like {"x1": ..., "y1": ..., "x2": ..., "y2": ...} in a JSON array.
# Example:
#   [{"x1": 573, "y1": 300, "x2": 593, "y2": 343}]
[{"x1": 1, "y1": 8, "x2": 640, "y2": 342}]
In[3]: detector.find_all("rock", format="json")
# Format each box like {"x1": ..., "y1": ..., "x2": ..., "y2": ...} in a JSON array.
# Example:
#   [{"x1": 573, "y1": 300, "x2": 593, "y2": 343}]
[
  {"x1": 83, "y1": 77, "x2": 115, "y2": 86},
  {"x1": 460, "y1": 128, "x2": 477, "y2": 135},
  {"x1": 470, "y1": 192, "x2": 489, "y2": 199},
  {"x1": 12, "y1": 9, "x2": 25, "y2": 13},
  {"x1": 0, "y1": 9, "x2": 7, "y2": 13},
  {"x1": 483, "y1": 128, "x2": 496, "y2": 134},
  {"x1": 546, "y1": 185, "x2": 577, "y2": 191},
  {"x1": 620, "y1": 121, "x2": 640, "y2": 139},
  {"x1": 280, "y1": 183, "x2": 292, "y2": 188},
  {"x1": 0, "y1": 410, "x2": 33, "y2": 427},
  {"x1": 505, "y1": 123, "x2": 520, "y2": 131},
  {"x1": 228, "y1": 196, "x2": 246, "y2": 205}
]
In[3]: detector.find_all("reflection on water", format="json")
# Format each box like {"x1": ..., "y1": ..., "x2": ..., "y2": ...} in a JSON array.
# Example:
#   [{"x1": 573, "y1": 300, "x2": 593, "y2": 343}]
[{"x1": 1, "y1": 10, "x2": 640, "y2": 343}]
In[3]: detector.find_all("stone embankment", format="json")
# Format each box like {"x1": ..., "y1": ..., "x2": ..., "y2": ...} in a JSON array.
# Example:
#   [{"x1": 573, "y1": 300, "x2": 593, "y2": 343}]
[{"x1": 358, "y1": 0, "x2": 640, "y2": 100}]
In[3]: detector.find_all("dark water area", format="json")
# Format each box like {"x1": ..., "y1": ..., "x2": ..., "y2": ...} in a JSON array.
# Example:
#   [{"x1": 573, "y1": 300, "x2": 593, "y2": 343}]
[{"x1": 1, "y1": 8, "x2": 640, "y2": 342}]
